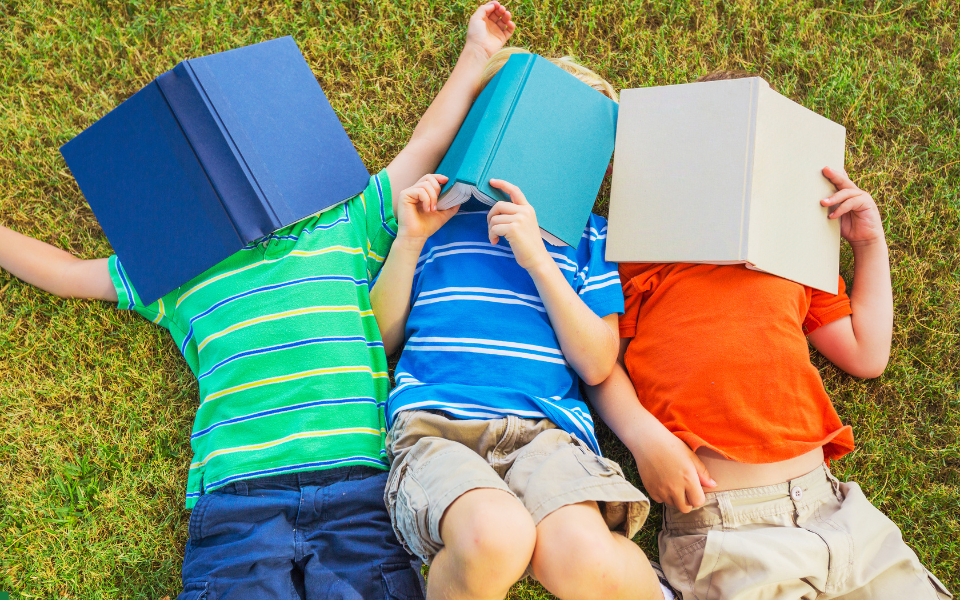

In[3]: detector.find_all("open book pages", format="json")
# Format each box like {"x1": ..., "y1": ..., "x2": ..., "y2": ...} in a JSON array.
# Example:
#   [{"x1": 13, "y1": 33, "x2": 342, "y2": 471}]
[{"x1": 438, "y1": 182, "x2": 567, "y2": 246}]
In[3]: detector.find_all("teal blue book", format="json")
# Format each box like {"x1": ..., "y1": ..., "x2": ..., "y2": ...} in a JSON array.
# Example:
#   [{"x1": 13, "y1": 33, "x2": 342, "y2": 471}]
[{"x1": 436, "y1": 53, "x2": 618, "y2": 246}]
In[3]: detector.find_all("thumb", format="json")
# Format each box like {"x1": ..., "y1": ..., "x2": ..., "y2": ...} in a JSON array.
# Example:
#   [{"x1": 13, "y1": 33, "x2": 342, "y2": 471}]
[
  {"x1": 489, "y1": 178, "x2": 529, "y2": 205},
  {"x1": 693, "y1": 454, "x2": 717, "y2": 488}
]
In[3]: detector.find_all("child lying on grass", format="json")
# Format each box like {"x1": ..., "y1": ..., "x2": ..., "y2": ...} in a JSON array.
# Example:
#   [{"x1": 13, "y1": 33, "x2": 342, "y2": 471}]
[
  {"x1": 587, "y1": 70, "x2": 951, "y2": 600},
  {"x1": 370, "y1": 47, "x2": 673, "y2": 600},
  {"x1": 0, "y1": 3, "x2": 514, "y2": 599}
]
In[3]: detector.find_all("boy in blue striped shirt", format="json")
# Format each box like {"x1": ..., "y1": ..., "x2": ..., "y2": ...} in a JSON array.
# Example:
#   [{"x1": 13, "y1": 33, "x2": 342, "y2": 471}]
[{"x1": 371, "y1": 49, "x2": 667, "y2": 600}]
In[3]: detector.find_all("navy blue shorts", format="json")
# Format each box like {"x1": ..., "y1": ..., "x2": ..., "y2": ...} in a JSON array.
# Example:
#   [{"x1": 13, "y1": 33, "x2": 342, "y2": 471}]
[{"x1": 178, "y1": 466, "x2": 425, "y2": 600}]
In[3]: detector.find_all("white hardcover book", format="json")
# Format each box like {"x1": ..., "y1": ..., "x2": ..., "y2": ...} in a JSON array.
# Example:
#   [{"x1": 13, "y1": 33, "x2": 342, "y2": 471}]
[{"x1": 606, "y1": 77, "x2": 846, "y2": 294}]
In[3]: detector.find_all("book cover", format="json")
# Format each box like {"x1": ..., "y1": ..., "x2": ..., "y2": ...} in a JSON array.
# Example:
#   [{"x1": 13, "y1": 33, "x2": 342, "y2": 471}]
[
  {"x1": 606, "y1": 77, "x2": 845, "y2": 294},
  {"x1": 436, "y1": 53, "x2": 618, "y2": 247},
  {"x1": 60, "y1": 36, "x2": 370, "y2": 304}
]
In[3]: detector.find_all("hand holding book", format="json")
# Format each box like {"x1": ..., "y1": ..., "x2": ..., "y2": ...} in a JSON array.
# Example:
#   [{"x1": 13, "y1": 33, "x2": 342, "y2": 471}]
[
  {"x1": 486, "y1": 179, "x2": 551, "y2": 272},
  {"x1": 396, "y1": 174, "x2": 461, "y2": 244},
  {"x1": 820, "y1": 167, "x2": 884, "y2": 246}
]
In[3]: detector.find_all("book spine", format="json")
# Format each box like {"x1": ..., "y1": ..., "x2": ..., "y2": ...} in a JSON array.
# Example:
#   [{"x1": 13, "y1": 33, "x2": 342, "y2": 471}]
[
  {"x1": 459, "y1": 55, "x2": 536, "y2": 190},
  {"x1": 149, "y1": 77, "x2": 246, "y2": 248},
  {"x1": 479, "y1": 56, "x2": 536, "y2": 200},
  {"x1": 163, "y1": 62, "x2": 280, "y2": 239},
  {"x1": 739, "y1": 78, "x2": 760, "y2": 261}
]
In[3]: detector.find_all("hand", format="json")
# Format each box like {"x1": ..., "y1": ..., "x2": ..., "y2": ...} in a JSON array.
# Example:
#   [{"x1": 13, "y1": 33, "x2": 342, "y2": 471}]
[
  {"x1": 487, "y1": 179, "x2": 551, "y2": 271},
  {"x1": 464, "y1": 1, "x2": 515, "y2": 59},
  {"x1": 633, "y1": 427, "x2": 716, "y2": 513},
  {"x1": 821, "y1": 167, "x2": 885, "y2": 247},
  {"x1": 396, "y1": 174, "x2": 459, "y2": 243}
]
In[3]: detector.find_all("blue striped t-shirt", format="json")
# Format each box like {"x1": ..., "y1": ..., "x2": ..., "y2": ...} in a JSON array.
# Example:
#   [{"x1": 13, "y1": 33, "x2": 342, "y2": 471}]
[{"x1": 386, "y1": 208, "x2": 624, "y2": 454}]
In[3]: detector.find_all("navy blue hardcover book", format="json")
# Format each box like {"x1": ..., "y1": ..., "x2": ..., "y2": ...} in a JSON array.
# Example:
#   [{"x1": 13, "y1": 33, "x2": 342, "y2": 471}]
[{"x1": 60, "y1": 36, "x2": 370, "y2": 304}]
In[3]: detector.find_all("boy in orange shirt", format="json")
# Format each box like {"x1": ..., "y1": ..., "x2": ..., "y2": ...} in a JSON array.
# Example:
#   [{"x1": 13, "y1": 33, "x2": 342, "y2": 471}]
[{"x1": 587, "y1": 72, "x2": 952, "y2": 600}]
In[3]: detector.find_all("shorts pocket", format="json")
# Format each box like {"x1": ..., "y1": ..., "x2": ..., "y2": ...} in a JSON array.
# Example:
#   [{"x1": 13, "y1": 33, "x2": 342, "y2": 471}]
[
  {"x1": 187, "y1": 492, "x2": 215, "y2": 542},
  {"x1": 692, "y1": 529, "x2": 726, "y2": 600},
  {"x1": 381, "y1": 560, "x2": 426, "y2": 600},
  {"x1": 387, "y1": 461, "x2": 435, "y2": 563},
  {"x1": 177, "y1": 581, "x2": 210, "y2": 600},
  {"x1": 659, "y1": 530, "x2": 710, "y2": 597},
  {"x1": 571, "y1": 441, "x2": 623, "y2": 479}
]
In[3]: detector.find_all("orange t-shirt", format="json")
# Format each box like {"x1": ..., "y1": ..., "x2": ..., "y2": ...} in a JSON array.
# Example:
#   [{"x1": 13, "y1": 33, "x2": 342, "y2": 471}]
[{"x1": 619, "y1": 263, "x2": 855, "y2": 464}]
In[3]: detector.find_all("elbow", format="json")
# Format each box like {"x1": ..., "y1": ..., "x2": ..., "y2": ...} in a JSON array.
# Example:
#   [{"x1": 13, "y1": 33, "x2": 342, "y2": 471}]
[
  {"x1": 579, "y1": 359, "x2": 616, "y2": 387},
  {"x1": 845, "y1": 355, "x2": 889, "y2": 379}
]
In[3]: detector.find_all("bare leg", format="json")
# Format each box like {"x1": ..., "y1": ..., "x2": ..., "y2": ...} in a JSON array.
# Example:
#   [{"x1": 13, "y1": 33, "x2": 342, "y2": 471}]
[
  {"x1": 531, "y1": 501, "x2": 663, "y2": 600},
  {"x1": 427, "y1": 488, "x2": 537, "y2": 600}
]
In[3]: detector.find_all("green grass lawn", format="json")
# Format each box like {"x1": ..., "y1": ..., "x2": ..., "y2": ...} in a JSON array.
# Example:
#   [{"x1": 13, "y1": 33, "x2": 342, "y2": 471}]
[{"x1": 1, "y1": 0, "x2": 957, "y2": 598}]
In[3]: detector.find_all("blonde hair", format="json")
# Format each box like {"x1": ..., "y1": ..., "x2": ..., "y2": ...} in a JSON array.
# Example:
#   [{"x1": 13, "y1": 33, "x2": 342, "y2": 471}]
[{"x1": 478, "y1": 47, "x2": 618, "y2": 102}]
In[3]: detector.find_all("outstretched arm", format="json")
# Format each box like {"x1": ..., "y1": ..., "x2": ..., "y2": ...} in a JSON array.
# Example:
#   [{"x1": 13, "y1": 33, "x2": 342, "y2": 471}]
[
  {"x1": 485, "y1": 179, "x2": 618, "y2": 385},
  {"x1": 808, "y1": 167, "x2": 892, "y2": 378},
  {"x1": 385, "y1": 1, "x2": 514, "y2": 210},
  {"x1": 0, "y1": 225, "x2": 116, "y2": 301},
  {"x1": 586, "y1": 339, "x2": 716, "y2": 513}
]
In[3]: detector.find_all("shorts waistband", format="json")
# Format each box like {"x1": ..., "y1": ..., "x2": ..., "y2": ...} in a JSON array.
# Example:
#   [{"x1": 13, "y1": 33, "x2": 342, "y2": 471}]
[
  {"x1": 663, "y1": 463, "x2": 841, "y2": 531},
  {"x1": 212, "y1": 465, "x2": 385, "y2": 496}
]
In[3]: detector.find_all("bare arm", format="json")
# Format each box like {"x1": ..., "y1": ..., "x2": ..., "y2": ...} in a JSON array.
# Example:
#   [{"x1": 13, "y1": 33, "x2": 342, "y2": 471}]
[
  {"x1": 485, "y1": 179, "x2": 618, "y2": 385},
  {"x1": 385, "y1": 2, "x2": 514, "y2": 211},
  {"x1": 808, "y1": 167, "x2": 892, "y2": 378},
  {"x1": 371, "y1": 175, "x2": 459, "y2": 355},
  {"x1": 0, "y1": 224, "x2": 116, "y2": 301},
  {"x1": 586, "y1": 338, "x2": 715, "y2": 512}
]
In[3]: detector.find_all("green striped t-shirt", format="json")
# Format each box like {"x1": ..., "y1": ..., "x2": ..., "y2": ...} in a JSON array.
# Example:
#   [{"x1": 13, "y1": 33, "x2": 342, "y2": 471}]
[{"x1": 108, "y1": 171, "x2": 396, "y2": 508}]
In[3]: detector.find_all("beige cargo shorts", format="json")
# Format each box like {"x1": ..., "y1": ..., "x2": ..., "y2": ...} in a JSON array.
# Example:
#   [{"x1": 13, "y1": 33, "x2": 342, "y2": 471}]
[
  {"x1": 383, "y1": 409, "x2": 650, "y2": 564},
  {"x1": 659, "y1": 464, "x2": 952, "y2": 600}
]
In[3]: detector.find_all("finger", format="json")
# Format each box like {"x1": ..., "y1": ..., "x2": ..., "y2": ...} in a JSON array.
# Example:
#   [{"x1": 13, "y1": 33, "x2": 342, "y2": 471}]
[
  {"x1": 489, "y1": 223, "x2": 512, "y2": 242},
  {"x1": 486, "y1": 200, "x2": 521, "y2": 224},
  {"x1": 829, "y1": 199, "x2": 860, "y2": 220},
  {"x1": 821, "y1": 188, "x2": 860, "y2": 207},
  {"x1": 488, "y1": 178, "x2": 528, "y2": 205},
  {"x1": 423, "y1": 175, "x2": 443, "y2": 210},
  {"x1": 685, "y1": 477, "x2": 707, "y2": 509},
  {"x1": 482, "y1": 1, "x2": 500, "y2": 21},
  {"x1": 822, "y1": 166, "x2": 855, "y2": 190},
  {"x1": 504, "y1": 19, "x2": 516, "y2": 36},
  {"x1": 488, "y1": 214, "x2": 518, "y2": 227},
  {"x1": 693, "y1": 455, "x2": 717, "y2": 489},
  {"x1": 669, "y1": 489, "x2": 692, "y2": 513},
  {"x1": 415, "y1": 188, "x2": 432, "y2": 213}
]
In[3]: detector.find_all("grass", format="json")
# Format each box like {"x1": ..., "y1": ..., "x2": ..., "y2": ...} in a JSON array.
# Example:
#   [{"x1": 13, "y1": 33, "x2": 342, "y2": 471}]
[{"x1": 0, "y1": 0, "x2": 957, "y2": 598}]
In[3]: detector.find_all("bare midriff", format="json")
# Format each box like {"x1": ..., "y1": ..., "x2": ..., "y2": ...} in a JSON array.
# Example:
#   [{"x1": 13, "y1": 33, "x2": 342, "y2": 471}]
[{"x1": 696, "y1": 446, "x2": 826, "y2": 492}]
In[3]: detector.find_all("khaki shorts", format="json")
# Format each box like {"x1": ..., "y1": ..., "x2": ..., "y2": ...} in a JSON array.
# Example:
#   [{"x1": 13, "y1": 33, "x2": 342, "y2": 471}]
[
  {"x1": 659, "y1": 464, "x2": 952, "y2": 600},
  {"x1": 384, "y1": 410, "x2": 650, "y2": 564}
]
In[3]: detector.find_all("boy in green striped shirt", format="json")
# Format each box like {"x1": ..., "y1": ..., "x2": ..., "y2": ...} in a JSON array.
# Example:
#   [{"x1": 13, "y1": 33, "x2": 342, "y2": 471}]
[{"x1": 0, "y1": 4, "x2": 514, "y2": 598}]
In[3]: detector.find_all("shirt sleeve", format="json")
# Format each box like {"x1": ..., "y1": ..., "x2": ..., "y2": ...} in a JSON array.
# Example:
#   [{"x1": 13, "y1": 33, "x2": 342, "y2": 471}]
[
  {"x1": 617, "y1": 263, "x2": 664, "y2": 338},
  {"x1": 358, "y1": 169, "x2": 397, "y2": 282},
  {"x1": 803, "y1": 275, "x2": 853, "y2": 335},
  {"x1": 574, "y1": 215, "x2": 624, "y2": 318},
  {"x1": 108, "y1": 255, "x2": 191, "y2": 357}
]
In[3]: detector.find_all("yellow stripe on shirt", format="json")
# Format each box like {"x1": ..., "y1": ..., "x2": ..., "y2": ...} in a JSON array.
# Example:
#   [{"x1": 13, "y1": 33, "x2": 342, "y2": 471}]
[
  {"x1": 201, "y1": 364, "x2": 380, "y2": 405},
  {"x1": 197, "y1": 306, "x2": 373, "y2": 352},
  {"x1": 177, "y1": 246, "x2": 364, "y2": 308}
]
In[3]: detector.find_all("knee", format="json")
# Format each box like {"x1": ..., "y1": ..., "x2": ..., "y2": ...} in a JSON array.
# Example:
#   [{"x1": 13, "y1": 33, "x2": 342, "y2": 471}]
[
  {"x1": 444, "y1": 490, "x2": 536, "y2": 574},
  {"x1": 532, "y1": 519, "x2": 629, "y2": 599}
]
